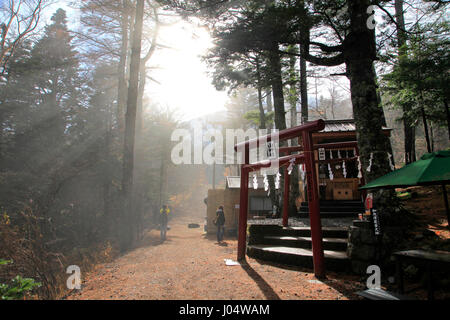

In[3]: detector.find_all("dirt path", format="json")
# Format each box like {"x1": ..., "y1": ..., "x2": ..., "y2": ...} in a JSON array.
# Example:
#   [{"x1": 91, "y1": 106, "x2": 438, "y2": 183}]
[{"x1": 67, "y1": 214, "x2": 365, "y2": 300}]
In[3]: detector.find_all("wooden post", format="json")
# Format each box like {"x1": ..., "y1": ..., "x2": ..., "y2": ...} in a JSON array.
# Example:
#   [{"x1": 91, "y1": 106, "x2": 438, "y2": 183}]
[
  {"x1": 302, "y1": 130, "x2": 325, "y2": 278},
  {"x1": 282, "y1": 166, "x2": 290, "y2": 227},
  {"x1": 237, "y1": 167, "x2": 249, "y2": 261},
  {"x1": 237, "y1": 147, "x2": 250, "y2": 261}
]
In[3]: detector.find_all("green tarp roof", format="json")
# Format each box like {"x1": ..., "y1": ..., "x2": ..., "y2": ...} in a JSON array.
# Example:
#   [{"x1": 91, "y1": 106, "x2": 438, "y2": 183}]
[{"x1": 360, "y1": 151, "x2": 450, "y2": 190}]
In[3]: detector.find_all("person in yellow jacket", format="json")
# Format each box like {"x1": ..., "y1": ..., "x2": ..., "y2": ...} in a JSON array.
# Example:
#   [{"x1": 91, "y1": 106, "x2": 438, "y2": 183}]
[{"x1": 159, "y1": 205, "x2": 170, "y2": 241}]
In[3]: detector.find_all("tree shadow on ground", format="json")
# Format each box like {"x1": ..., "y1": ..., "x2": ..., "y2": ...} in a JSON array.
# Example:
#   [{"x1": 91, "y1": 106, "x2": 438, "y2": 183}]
[
  {"x1": 240, "y1": 261, "x2": 281, "y2": 300},
  {"x1": 251, "y1": 258, "x2": 364, "y2": 300},
  {"x1": 202, "y1": 233, "x2": 237, "y2": 242},
  {"x1": 201, "y1": 234, "x2": 230, "y2": 246},
  {"x1": 133, "y1": 231, "x2": 180, "y2": 249}
]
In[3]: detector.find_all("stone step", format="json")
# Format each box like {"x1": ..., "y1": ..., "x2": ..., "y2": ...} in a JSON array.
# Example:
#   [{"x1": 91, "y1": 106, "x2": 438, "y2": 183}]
[
  {"x1": 263, "y1": 235, "x2": 348, "y2": 251},
  {"x1": 247, "y1": 245, "x2": 351, "y2": 272},
  {"x1": 297, "y1": 211, "x2": 358, "y2": 218},
  {"x1": 299, "y1": 206, "x2": 364, "y2": 213},
  {"x1": 248, "y1": 225, "x2": 349, "y2": 240},
  {"x1": 284, "y1": 226, "x2": 349, "y2": 238},
  {"x1": 301, "y1": 201, "x2": 364, "y2": 207}
]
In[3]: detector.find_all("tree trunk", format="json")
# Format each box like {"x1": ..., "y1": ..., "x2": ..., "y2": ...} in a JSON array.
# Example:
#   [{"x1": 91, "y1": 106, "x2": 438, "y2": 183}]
[
  {"x1": 268, "y1": 43, "x2": 287, "y2": 131},
  {"x1": 421, "y1": 105, "x2": 432, "y2": 153},
  {"x1": 266, "y1": 89, "x2": 273, "y2": 113},
  {"x1": 287, "y1": 46, "x2": 298, "y2": 128},
  {"x1": 117, "y1": 0, "x2": 130, "y2": 135},
  {"x1": 136, "y1": 63, "x2": 146, "y2": 137},
  {"x1": 395, "y1": 0, "x2": 416, "y2": 164},
  {"x1": 300, "y1": 55, "x2": 308, "y2": 124},
  {"x1": 404, "y1": 120, "x2": 416, "y2": 163},
  {"x1": 256, "y1": 59, "x2": 266, "y2": 129},
  {"x1": 344, "y1": 0, "x2": 395, "y2": 191},
  {"x1": 330, "y1": 88, "x2": 336, "y2": 119},
  {"x1": 430, "y1": 123, "x2": 434, "y2": 152},
  {"x1": 287, "y1": 48, "x2": 300, "y2": 215},
  {"x1": 267, "y1": 42, "x2": 287, "y2": 211},
  {"x1": 159, "y1": 154, "x2": 166, "y2": 207},
  {"x1": 121, "y1": 0, "x2": 145, "y2": 250},
  {"x1": 445, "y1": 100, "x2": 450, "y2": 141},
  {"x1": 133, "y1": 62, "x2": 146, "y2": 240}
]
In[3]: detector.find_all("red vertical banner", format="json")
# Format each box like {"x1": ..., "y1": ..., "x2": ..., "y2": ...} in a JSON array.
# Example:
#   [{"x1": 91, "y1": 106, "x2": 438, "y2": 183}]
[
  {"x1": 365, "y1": 193, "x2": 373, "y2": 210},
  {"x1": 302, "y1": 131, "x2": 325, "y2": 278}
]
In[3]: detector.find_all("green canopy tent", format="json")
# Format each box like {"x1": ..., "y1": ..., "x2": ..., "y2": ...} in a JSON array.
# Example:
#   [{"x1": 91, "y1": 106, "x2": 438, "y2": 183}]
[{"x1": 360, "y1": 151, "x2": 450, "y2": 226}]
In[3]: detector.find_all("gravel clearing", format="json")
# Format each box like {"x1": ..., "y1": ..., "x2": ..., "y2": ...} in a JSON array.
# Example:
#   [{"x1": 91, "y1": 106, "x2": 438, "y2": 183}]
[{"x1": 66, "y1": 213, "x2": 364, "y2": 300}]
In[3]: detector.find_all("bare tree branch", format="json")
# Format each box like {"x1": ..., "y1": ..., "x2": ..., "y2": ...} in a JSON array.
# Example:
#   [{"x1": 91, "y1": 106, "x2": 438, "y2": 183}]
[{"x1": 0, "y1": 0, "x2": 51, "y2": 75}]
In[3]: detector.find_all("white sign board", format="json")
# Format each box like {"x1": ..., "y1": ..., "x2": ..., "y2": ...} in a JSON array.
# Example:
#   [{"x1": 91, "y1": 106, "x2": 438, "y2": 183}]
[
  {"x1": 265, "y1": 141, "x2": 279, "y2": 160},
  {"x1": 372, "y1": 208, "x2": 381, "y2": 235},
  {"x1": 318, "y1": 148, "x2": 326, "y2": 161}
]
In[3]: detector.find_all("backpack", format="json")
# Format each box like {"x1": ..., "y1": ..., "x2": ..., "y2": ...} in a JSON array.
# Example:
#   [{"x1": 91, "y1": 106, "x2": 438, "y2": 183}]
[
  {"x1": 215, "y1": 210, "x2": 225, "y2": 226},
  {"x1": 160, "y1": 208, "x2": 169, "y2": 225}
]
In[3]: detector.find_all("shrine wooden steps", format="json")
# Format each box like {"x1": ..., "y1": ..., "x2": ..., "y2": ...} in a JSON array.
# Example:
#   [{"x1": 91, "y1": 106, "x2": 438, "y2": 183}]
[
  {"x1": 247, "y1": 225, "x2": 351, "y2": 272},
  {"x1": 263, "y1": 235, "x2": 348, "y2": 251},
  {"x1": 298, "y1": 200, "x2": 364, "y2": 218}
]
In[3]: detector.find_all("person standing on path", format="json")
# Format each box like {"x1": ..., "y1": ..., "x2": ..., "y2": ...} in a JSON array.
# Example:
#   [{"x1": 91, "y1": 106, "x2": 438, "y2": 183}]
[
  {"x1": 160, "y1": 205, "x2": 170, "y2": 241},
  {"x1": 215, "y1": 206, "x2": 225, "y2": 243}
]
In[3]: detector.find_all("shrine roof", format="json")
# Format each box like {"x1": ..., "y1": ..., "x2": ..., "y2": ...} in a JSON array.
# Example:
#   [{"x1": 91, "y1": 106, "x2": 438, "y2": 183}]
[{"x1": 315, "y1": 119, "x2": 391, "y2": 133}]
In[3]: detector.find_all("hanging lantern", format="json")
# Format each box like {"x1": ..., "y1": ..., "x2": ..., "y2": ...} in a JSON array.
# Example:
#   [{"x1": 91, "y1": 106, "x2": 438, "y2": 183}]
[
  {"x1": 343, "y1": 161, "x2": 347, "y2": 178},
  {"x1": 299, "y1": 164, "x2": 305, "y2": 181},
  {"x1": 253, "y1": 174, "x2": 258, "y2": 190},
  {"x1": 287, "y1": 158, "x2": 295, "y2": 175},
  {"x1": 357, "y1": 156, "x2": 363, "y2": 179},
  {"x1": 328, "y1": 163, "x2": 334, "y2": 181},
  {"x1": 329, "y1": 150, "x2": 333, "y2": 159},
  {"x1": 275, "y1": 172, "x2": 281, "y2": 189},
  {"x1": 263, "y1": 173, "x2": 269, "y2": 192},
  {"x1": 366, "y1": 152, "x2": 374, "y2": 173},
  {"x1": 388, "y1": 153, "x2": 395, "y2": 171},
  {"x1": 338, "y1": 150, "x2": 342, "y2": 158}
]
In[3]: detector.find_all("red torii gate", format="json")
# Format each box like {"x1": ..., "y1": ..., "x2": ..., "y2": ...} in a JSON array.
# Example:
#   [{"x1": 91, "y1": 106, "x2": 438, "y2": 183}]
[{"x1": 234, "y1": 120, "x2": 326, "y2": 278}]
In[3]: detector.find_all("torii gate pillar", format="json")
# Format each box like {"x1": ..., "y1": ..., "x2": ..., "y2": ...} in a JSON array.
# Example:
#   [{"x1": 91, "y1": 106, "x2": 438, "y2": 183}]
[
  {"x1": 282, "y1": 166, "x2": 290, "y2": 228},
  {"x1": 302, "y1": 130, "x2": 325, "y2": 278}
]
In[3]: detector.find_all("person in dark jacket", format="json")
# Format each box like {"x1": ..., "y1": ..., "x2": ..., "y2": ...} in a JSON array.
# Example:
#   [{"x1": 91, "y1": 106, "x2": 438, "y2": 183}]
[
  {"x1": 215, "y1": 206, "x2": 225, "y2": 243},
  {"x1": 159, "y1": 205, "x2": 170, "y2": 241}
]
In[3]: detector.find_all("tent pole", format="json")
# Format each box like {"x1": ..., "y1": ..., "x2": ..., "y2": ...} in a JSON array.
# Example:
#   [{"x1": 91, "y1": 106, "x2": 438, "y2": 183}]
[{"x1": 442, "y1": 184, "x2": 449, "y2": 229}]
